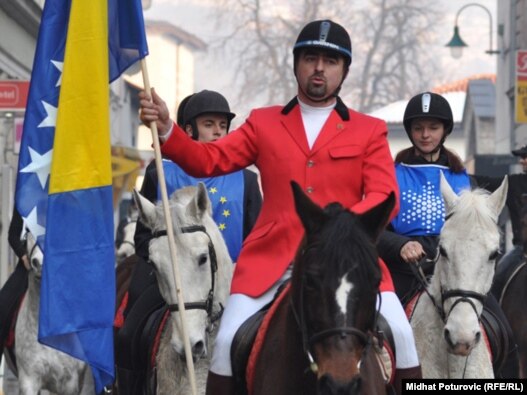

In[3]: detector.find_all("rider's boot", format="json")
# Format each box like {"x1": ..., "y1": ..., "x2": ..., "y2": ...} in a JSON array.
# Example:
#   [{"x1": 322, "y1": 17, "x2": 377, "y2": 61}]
[
  {"x1": 206, "y1": 371, "x2": 234, "y2": 395},
  {"x1": 393, "y1": 365, "x2": 422, "y2": 395}
]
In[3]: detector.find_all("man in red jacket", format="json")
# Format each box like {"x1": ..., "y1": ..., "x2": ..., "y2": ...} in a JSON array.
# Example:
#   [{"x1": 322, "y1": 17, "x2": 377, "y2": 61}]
[{"x1": 139, "y1": 19, "x2": 421, "y2": 394}]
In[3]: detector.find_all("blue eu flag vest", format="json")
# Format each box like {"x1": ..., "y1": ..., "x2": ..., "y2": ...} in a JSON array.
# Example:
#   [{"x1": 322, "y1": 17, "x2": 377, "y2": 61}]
[
  {"x1": 391, "y1": 163, "x2": 471, "y2": 236},
  {"x1": 158, "y1": 160, "x2": 244, "y2": 262}
]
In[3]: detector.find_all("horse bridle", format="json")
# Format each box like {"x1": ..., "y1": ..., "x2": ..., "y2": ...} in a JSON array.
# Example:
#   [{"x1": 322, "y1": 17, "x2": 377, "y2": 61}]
[
  {"x1": 119, "y1": 219, "x2": 137, "y2": 250},
  {"x1": 151, "y1": 225, "x2": 220, "y2": 322},
  {"x1": 410, "y1": 213, "x2": 488, "y2": 323},
  {"x1": 439, "y1": 288, "x2": 486, "y2": 323},
  {"x1": 290, "y1": 267, "x2": 374, "y2": 374}
]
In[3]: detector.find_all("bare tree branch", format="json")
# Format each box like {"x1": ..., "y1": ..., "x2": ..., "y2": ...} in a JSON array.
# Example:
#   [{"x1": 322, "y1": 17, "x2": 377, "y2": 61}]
[{"x1": 209, "y1": 0, "x2": 442, "y2": 114}]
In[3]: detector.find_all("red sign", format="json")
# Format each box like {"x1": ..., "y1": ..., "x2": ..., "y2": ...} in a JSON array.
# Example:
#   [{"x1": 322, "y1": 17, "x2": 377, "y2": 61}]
[
  {"x1": 518, "y1": 50, "x2": 527, "y2": 81},
  {"x1": 0, "y1": 80, "x2": 30, "y2": 110}
]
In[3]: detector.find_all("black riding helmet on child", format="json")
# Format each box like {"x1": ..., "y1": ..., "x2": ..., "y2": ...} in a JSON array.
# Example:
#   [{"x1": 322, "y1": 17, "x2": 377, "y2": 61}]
[
  {"x1": 183, "y1": 90, "x2": 236, "y2": 140},
  {"x1": 403, "y1": 92, "x2": 454, "y2": 155},
  {"x1": 292, "y1": 19, "x2": 352, "y2": 102}
]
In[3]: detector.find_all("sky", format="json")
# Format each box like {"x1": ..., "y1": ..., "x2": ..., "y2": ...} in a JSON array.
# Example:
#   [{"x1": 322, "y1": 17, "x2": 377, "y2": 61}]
[{"x1": 141, "y1": 0, "x2": 498, "y2": 112}]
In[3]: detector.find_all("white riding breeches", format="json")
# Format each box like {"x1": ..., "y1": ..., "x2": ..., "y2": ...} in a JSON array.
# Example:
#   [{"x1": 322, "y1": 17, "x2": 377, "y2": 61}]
[
  {"x1": 377, "y1": 291, "x2": 420, "y2": 368},
  {"x1": 210, "y1": 272, "x2": 419, "y2": 375},
  {"x1": 210, "y1": 267, "x2": 292, "y2": 376}
]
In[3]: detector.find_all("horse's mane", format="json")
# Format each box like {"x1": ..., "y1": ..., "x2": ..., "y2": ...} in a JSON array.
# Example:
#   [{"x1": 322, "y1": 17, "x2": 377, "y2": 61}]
[
  {"x1": 306, "y1": 203, "x2": 381, "y2": 290},
  {"x1": 445, "y1": 188, "x2": 499, "y2": 232}
]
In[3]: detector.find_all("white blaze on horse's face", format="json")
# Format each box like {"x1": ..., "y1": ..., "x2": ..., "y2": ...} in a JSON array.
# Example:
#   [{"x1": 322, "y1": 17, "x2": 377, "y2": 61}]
[
  {"x1": 335, "y1": 275, "x2": 353, "y2": 316},
  {"x1": 438, "y1": 174, "x2": 508, "y2": 356}
]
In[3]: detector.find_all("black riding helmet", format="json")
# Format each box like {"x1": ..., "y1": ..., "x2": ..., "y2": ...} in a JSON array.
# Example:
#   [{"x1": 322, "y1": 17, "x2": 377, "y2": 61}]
[
  {"x1": 183, "y1": 90, "x2": 236, "y2": 140},
  {"x1": 293, "y1": 20, "x2": 352, "y2": 101},
  {"x1": 403, "y1": 92, "x2": 453, "y2": 154}
]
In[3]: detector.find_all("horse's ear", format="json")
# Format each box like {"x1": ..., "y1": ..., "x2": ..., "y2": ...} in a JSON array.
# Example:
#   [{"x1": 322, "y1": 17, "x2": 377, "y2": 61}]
[
  {"x1": 291, "y1": 181, "x2": 326, "y2": 234},
  {"x1": 488, "y1": 175, "x2": 508, "y2": 217},
  {"x1": 440, "y1": 171, "x2": 459, "y2": 214},
  {"x1": 358, "y1": 192, "x2": 395, "y2": 242},
  {"x1": 187, "y1": 183, "x2": 212, "y2": 219},
  {"x1": 133, "y1": 188, "x2": 158, "y2": 230}
]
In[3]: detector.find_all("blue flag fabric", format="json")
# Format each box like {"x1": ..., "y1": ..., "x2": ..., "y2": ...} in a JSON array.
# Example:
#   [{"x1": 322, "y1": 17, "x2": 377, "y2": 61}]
[
  {"x1": 391, "y1": 163, "x2": 471, "y2": 236},
  {"x1": 15, "y1": 0, "x2": 149, "y2": 249},
  {"x1": 160, "y1": 160, "x2": 245, "y2": 262},
  {"x1": 15, "y1": 0, "x2": 148, "y2": 392}
]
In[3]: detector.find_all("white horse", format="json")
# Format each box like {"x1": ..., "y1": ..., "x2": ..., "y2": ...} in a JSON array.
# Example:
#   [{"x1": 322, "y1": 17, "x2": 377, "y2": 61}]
[
  {"x1": 133, "y1": 183, "x2": 233, "y2": 394},
  {"x1": 14, "y1": 232, "x2": 94, "y2": 395},
  {"x1": 410, "y1": 173, "x2": 508, "y2": 378},
  {"x1": 116, "y1": 218, "x2": 137, "y2": 262}
]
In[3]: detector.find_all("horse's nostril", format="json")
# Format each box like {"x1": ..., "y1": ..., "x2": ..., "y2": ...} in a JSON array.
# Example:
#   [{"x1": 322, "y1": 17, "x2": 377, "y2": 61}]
[
  {"x1": 444, "y1": 329, "x2": 452, "y2": 346},
  {"x1": 192, "y1": 340, "x2": 204, "y2": 357},
  {"x1": 475, "y1": 331, "x2": 481, "y2": 343},
  {"x1": 32, "y1": 258, "x2": 39, "y2": 267}
]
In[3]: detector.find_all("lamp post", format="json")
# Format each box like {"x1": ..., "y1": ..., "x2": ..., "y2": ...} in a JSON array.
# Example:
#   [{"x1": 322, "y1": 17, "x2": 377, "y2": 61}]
[{"x1": 445, "y1": 3, "x2": 500, "y2": 59}]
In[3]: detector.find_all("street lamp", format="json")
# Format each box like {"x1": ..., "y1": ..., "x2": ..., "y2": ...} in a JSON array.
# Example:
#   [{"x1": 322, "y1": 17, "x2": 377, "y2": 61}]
[{"x1": 445, "y1": 3, "x2": 500, "y2": 59}]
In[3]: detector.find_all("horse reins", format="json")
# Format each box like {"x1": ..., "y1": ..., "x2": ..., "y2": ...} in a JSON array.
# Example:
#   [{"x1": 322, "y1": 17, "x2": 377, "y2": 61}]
[
  {"x1": 410, "y1": 213, "x2": 488, "y2": 323},
  {"x1": 151, "y1": 225, "x2": 219, "y2": 321}
]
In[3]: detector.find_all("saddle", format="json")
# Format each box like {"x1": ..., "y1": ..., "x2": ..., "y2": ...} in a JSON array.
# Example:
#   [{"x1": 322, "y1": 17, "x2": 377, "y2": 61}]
[
  {"x1": 480, "y1": 303, "x2": 511, "y2": 375},
  {"x1": 114, "y1": 284, "x2": 167, "y2": 392},
  {"x1": 230, "y1": 285, "x2": 396, "y2": 395}
]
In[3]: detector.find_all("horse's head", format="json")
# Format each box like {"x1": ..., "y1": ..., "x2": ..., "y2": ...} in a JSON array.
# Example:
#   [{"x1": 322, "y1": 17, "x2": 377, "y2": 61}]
[
  {"x1": 116, "y1": 219, "x2": 137, "y2": 262},
  {"x1": 25, "y1": 231, "x2": 44, "y2": 279},
  {"x1": 290, "y1": 181, "x2": 394, "y2": 391},
  {"x1": 436, "y1": 173, "x2": 508, "y2": 356},
  {"x1": 133, "y1": 183, "x2": 233, "y2": 360}
]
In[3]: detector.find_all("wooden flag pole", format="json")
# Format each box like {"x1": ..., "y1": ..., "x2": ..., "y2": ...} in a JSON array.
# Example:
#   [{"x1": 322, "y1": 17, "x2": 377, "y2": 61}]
[{"x1": 140, "y1": 58, "x2": 198, "y2": 395}]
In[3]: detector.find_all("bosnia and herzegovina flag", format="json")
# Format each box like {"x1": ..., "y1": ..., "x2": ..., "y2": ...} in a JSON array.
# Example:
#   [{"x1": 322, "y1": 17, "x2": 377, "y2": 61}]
[{"x1": 15, "y1": 0, "x2": 148, "y2": 392}]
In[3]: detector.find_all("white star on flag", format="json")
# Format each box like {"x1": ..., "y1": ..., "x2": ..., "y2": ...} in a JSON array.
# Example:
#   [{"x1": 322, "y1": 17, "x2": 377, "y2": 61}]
[
  {"x1": 38, "y1": 101, "x2": 57, "y2": 128},
  {"x1": 23, "y1": 207, "x2": 46, "y2": 239},
  {"x1": 51, "y1": 60, "x2": 63, "y2": 87},
  {"x1": 20, "y1": 147, "x2": 52, "y2": 189}
]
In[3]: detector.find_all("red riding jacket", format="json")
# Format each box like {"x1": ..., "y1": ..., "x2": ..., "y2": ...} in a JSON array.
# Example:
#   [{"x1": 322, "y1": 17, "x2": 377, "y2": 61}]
[{"x1": 161, "y1": 98, "x2": 399, "y2": 296}]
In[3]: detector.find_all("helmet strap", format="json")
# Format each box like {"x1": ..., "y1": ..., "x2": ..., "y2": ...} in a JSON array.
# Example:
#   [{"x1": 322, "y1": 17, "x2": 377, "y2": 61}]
[{"x1": 189, "y1": 120, "x2": 199, "y2": 140}]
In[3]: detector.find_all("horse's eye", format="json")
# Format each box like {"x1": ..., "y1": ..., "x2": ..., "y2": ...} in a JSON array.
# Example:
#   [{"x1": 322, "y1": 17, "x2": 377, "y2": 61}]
[
  {"x1": 439, "y1": 245, "x2": 448, "y2": 258},
  {"x1": 489, "y1": 250, "x2": 499, "y2": 261},
  {"x1": 198, "y1": 254, "x2": 208, "y2": 266},
  {"x1": 305, "y1": 275, "x2": 318, "y2": 290}
]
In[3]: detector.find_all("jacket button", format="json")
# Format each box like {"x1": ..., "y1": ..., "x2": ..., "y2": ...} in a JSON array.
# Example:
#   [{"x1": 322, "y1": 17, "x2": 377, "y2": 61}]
[
  {"x1": 307, "y1": 160, "x2": 315, "y2": 168},
  {"x1": 306, "y1": 187, "x2": 314, "y2": 193}
]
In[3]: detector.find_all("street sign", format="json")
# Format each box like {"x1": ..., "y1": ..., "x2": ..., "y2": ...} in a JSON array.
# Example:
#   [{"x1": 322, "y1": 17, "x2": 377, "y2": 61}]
[
  {"x1": 0, "y1": 80, "x2": 30, "y2": 110},
  {"x1": 516, "y1": 50, "x2": 527, "y2": 124}
]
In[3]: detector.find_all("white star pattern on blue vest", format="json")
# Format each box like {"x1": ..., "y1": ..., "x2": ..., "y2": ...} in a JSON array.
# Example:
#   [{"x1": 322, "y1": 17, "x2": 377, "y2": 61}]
[
  {"x1": 391, "y1": 164, "x2": 471, "y2": 236},
  {"x1": 400, "y1": 181, "x2": 445, "y2": 234}
]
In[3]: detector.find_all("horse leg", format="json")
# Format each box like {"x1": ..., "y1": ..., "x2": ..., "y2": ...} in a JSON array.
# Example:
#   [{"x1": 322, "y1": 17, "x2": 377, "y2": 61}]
[{"x1": 18, "y1": 374, "x2": 40, "y2": 395}]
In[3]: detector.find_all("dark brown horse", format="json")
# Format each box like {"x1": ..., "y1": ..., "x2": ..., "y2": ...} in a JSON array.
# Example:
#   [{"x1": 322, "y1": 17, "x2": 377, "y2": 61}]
[
  {"x1": 249, "y1": 183, "x2": 394, "y2": 395},
  {"x1": 492, "y1": 195, "x2": 527, "y2": 378}
]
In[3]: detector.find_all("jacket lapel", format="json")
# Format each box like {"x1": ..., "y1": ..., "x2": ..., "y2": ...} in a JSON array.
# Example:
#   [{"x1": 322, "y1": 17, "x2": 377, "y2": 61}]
[
  {"x1": 280, "y1": 105, "x2": 310, "y2": 156},
  {"x1": 310, "y1": 111, "x2": 348, "y2": 155}
]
